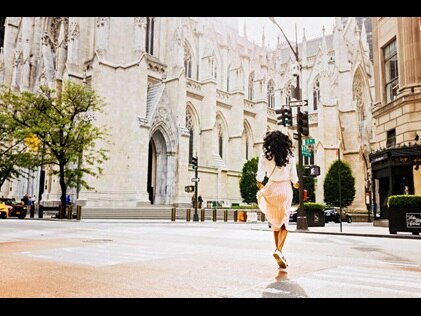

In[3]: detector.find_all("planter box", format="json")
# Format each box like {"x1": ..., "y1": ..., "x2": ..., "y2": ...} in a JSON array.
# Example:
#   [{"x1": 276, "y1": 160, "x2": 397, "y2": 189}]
[
  {"x1": 305, "y1": 210, "x2": 325, "y2": 227},
  {"x1": 388, "y1": 208, "x2": 421, "y2": 235}
]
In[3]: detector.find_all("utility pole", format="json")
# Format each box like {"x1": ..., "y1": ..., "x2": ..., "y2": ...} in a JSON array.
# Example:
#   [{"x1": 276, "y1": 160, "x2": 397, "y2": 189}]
[
  {"x1": 270, "y1": 17, "x2": 308, "y2": 230},
  {"x1": 192, "y1": 155, "x2": 199, "y2": 221}
]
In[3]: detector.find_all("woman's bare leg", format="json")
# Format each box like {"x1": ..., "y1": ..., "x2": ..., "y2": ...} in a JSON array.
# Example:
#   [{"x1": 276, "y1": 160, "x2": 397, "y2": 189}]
[
  {"x1": 277, "y1": 226, "x2": 288, "y2": 251},
  {"x1": 273, "y1": 231, "x2": 279, "y2": 250}
]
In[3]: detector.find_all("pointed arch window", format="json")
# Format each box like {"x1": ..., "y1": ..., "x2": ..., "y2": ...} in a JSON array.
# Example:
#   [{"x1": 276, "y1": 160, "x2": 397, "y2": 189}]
[
  {"x1": 313, "y1": 79, "x2": 320, "y2": 111},
  {"x1": 145, "y1": 17, "x2": 155, "y2": 55},
  {"x1": 184, "y1": 43, "x2": 192, "y2": 79},
  {"x1": 353, "y1": 71, "x2": 365, "y2": 121},
  {"x1": 186, "y1": 109, "x2": 194, "y2": 163},
  {"x1": 217, "y1": 120, "x2": 223, "y2": 159},
  {"x1": 243, "y1": 127, "x2": 250, "y2": 161},
  {"x1": 227, "y1": 65, "x2": 230, "y2": 92},
  {"x1": 267, "y1": 80, "x2": 275, "y2": 108},
  {"x1": 210, "y1": 56, "x2": 217, "y2": 81},
  {"x1": 248, "y1": 72, "x2": 254, "y2": 100}
]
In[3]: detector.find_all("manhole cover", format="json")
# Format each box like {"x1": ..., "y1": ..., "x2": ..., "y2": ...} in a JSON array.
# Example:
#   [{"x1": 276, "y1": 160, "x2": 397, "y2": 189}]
[{"x1": 82, "y1": 239, "x2": 113, "y2": 243}]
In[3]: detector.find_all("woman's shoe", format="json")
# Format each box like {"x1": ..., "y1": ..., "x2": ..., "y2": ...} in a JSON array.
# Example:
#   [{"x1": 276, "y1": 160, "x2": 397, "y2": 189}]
[{"x1": 273, "y1": 249, "x2": 287, "y2": 269}]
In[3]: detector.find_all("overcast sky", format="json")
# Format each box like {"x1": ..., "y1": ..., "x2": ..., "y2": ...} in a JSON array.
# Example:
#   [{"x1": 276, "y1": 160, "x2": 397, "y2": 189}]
[{"x1": 239, "y1": 17, "x2": 336, "y2": 49}]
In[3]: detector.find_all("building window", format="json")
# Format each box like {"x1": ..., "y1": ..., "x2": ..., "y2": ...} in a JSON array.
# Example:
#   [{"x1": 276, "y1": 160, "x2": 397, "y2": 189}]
[
  {"x1": 145, "y1": 17, "x2": 155, "y2": 55},
  {"x1": 210, "y1": 56, "x2": 217, "y2": 80},
  {"x1": 267, "y1": 80, "x2": 275, "y2": 108},
  {"x1": 227, "y1": 65, "x2": 230, "y2": 92},
  {"x1": 313, "y1": 79, "x2": 320, "y2": 111},
  {"x1": 384, "y1": 39, "x2": 398, "y2": 103},
  {"x1": 186, "y1": 110, "x2": 194, "y2": 163},
  {"x1": 218, "y1": 131, "x2": 223, "y2": 158},
  {"x1": 184, "y1": 43, "x2": 192, "y2": 79},
  {"x1": 248, "y1": 72, "x2": 254, "y2": 100},
  {"x1": 0, "y1": 17, "x2": 5, "y2": 49},
  {"x1": 386, "y1": 129, "x2": 396, "y2": 148}
]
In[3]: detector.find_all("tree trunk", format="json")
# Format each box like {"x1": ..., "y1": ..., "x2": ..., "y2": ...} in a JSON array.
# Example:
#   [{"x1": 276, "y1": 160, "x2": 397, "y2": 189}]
[{"x1": 59, "y1": 162, "x2": 67, "y2": 219}]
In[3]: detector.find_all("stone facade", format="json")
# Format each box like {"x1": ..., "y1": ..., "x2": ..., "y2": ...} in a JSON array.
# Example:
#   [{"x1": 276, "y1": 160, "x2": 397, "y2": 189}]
[
  {"x1": 369, "y1": 17, "x2": 421, "y2": 218},
  {"x1": 0, "y1": 17, "x2": 374, "y2": 210}
]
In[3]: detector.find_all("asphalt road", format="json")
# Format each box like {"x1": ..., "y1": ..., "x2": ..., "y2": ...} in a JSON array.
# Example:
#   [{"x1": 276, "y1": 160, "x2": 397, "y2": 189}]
[{"x1": 1, "y1": 219, "x2": 420, "y2": 298}]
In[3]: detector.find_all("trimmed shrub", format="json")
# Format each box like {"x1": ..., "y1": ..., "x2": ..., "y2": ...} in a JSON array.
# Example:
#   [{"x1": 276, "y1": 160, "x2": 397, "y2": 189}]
[
  {"x1": 323, "y1": 160, "x2": 355, "y2": 208},
  {"x1": 304, "y1": 202, "x2": 325, "y2": 212},
  {"x1": 388, "y1": 195, "x2": 421, "y2": 208}
]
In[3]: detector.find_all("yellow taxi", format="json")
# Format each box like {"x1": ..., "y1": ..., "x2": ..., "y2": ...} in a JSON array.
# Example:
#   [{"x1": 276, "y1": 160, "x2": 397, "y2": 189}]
[{"x1": 0, "y1": 202, "x2": 10, "y2": 219}]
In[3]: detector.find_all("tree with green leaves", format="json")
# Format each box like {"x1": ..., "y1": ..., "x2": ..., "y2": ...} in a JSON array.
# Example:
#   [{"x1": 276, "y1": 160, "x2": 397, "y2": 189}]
[
  {"x1": 239, "y1": 157, "x2": 259, "y2": 204},
  {"x1": 323, "y1": 160, "x2": 355, "y2": 208},
  {"x1": 0, "y1": 82, "x2": 109, "y2": 217},
  {"x1": 0, "y1": 117, "x2": 40, "y2": 189}
]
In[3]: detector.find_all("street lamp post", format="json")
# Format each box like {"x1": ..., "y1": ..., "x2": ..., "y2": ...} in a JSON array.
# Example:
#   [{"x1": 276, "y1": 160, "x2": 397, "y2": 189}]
[{"x1": 269, "y1": 17, "x2": 308, "y2": 230}]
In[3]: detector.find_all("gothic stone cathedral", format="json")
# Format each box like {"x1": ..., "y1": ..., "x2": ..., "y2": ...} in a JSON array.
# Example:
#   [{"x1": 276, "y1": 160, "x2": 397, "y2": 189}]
[{"x1": 0, "y1": 17, "x2": 374, "y2": 211}]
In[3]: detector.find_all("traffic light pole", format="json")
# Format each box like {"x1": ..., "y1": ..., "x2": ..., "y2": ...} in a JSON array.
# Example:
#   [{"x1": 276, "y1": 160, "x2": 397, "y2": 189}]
[
  {"x1": 270, "y1": 17, "x2": 308, "y2": 230},
  {"x1": 296, "y1": 75, "x2": 308, "y2": 231},
  {"x1": 193, "y1": 155, "x2": 199, "y2": 221}
]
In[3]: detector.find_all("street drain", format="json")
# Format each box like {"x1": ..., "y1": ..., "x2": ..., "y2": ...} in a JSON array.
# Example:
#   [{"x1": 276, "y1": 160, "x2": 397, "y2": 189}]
[{"x1": 82, "y1": 239, "x2": 113, "y2": 243}]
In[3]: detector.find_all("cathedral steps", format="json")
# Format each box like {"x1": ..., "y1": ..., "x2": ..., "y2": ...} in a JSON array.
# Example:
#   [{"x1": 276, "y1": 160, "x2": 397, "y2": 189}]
[{"x1": 81, "y1": 206, "x2": 172, "y2": 219}]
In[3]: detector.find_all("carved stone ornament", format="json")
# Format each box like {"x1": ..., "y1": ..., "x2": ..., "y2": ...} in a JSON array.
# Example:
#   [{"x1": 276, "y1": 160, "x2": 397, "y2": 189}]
[
  {"x1": 135, "y1": 17, "x2": 147, "y2": 29},
  {"x1": 96, "y1": 17, "x2": 109, "y2": 28}
]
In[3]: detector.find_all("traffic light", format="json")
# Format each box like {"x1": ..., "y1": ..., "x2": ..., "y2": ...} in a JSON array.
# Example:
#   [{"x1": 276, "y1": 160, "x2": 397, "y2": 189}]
[
  {"x1": 191, "y1": 156, "x2": 198, "y2": 170},
  {"x1": 297, "y1": 110, "x2": 309, "y2": 136},
  {"x1": 275, "y1": 107, "x2": 293, "y2": 127},
  {"x1": 309, "y1": 165, "x2": 320, "y2": 177}
]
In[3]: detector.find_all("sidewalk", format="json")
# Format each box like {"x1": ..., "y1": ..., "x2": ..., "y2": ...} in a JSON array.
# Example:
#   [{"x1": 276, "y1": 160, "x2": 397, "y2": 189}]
[
  {"x1": 251, "y1": 221, "x2": 421, "y2": 240},
  {"x1": 284, "y1": 222, "x2": 420, "y2": 240}
]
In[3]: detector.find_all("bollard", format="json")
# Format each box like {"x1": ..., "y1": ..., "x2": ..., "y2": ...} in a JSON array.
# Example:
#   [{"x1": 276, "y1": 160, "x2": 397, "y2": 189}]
[
  {"x1": 67, "y1": 205, "x2": 73, "y2": 219},
  {"x1": 186, "y1": 208, "x2": 191, "y2": 222},
  {"x1": 30, "y1": 204, "x2": 35, "y2": 218},
  {"x1": 39, "y1": 205, "x2": 44, "y2": 219},
  {"x1": 224, "y1": 210, "x2": 228, "y2": 222},
  {"x1": 171, "y1": 207, "x2": 176, "y2": 221},
  {"x1": 200, "y1": 209, "x2": 205, "y2": 222},
  {"x1": 233, "y1": 210, "x2": 238, "y2": 222},
  {"x1": 76, "y1": 205, "x2": 82, "y2": 220},
  {"x1": 212, "y1": 209, "x2": 217, "y2": 222}
]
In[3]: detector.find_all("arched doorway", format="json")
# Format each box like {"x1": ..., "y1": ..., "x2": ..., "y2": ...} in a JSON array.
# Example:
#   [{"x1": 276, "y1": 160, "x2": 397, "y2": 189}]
[{"x1": 148, "y1": 129, "x2": 171, "y2": 205}]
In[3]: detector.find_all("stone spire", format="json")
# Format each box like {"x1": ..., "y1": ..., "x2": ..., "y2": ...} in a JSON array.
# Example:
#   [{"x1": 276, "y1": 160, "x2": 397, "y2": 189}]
[
  {"x1": 335, "y1": 17, "x2": 343, "y2": 31},
  {"x1": 262, "y1": 26, "x2": 265, "y2": 47},
  {"x1": 321, "y1": 25, "x2": 327, "y2": 53},
  {"x1": 361, "y1": 18, "x2": 369, "y2": 53}
]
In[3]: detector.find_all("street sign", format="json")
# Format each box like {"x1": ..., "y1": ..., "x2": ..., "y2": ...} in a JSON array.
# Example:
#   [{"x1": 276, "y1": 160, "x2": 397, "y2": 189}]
[
  {"x1": 289, "y1": 99, "x2": 308, "y2": 107},
  {"x1": 305, "y1": 138, "x2": 315, "y2": 145},
  {"x1": 293, "y1": 132, "x2": 299, "y2": 140},
  {"x1": 302, "y1": 151, "x2": 312, "y2": 158},
  {"x1": 191, "y1": 178, "x2": 200, "y2": 182}
]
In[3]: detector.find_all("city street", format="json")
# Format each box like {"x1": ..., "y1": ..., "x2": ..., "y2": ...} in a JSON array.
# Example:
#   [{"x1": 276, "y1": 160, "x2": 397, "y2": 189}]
[{"x1": 0, "y1": 219, "x2": 420, "y2": 298}]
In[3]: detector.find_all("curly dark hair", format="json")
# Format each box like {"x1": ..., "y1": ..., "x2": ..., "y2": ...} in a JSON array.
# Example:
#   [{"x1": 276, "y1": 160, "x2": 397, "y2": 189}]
[{"x1": 263, "y1": 130, "x2": 293, "y2": 167}]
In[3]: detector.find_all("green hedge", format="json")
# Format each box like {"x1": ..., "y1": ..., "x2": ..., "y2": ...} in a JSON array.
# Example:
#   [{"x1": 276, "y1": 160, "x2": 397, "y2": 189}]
[
  {"x1": 388, "y1": 195, "x2": 421, "y2": 208},
  {"x1": 230, "y1": 205, "x2": 258, "y2": 209},
  {"x1": 303, "y1": 202, "x2": 325, "y2": 212}
]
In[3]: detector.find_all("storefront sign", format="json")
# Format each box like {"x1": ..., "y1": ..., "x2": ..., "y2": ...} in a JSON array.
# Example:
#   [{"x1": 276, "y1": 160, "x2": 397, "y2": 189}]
[
  {"x1": 372, "y1": 153, "x2": 388, "y2": 163},
  {"x1": 406, "y1": 213, "x2": 421, "y2": 228}
]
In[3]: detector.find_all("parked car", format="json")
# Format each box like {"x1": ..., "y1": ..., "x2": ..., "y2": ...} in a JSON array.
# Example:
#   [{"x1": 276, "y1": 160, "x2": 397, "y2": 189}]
[
  {"x1": 0, "y1": 198, "x2": 27, "y2": 219},
  {"x1": 0, "y1": 202, "x2": 11, "y2": 219},
  {"x1": 324, "y1": 207, "x2": 352, "y2": 223},
  {"x1": 289, "y1": 206, "x2": 298, "y2": 222}
]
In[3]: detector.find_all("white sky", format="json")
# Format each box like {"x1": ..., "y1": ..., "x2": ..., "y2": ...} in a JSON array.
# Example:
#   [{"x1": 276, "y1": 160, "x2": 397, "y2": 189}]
[{"x1": 239, "y1": 17, "x2": 336, "y2": 49}]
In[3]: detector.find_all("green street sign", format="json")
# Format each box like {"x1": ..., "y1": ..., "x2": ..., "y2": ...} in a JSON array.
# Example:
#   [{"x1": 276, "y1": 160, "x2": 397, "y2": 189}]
[
  {"x1": 305, "y1": 138, "x2": 315, "y2": 145},
  {"x1": 302, "y1": 151, "x2": 312, "y2": 158}
]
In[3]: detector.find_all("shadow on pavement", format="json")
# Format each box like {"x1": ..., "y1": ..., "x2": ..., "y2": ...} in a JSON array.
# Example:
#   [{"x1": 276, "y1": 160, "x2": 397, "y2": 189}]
[{"x1": 261, "y1": 270, "x2": 308, "y2": 298}]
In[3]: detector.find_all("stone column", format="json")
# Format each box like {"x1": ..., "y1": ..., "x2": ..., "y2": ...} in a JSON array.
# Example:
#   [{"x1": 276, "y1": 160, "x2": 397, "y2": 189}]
[{"x1": 134, "y1": 17, "x2": 146, "y2": 53}]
